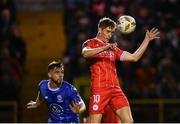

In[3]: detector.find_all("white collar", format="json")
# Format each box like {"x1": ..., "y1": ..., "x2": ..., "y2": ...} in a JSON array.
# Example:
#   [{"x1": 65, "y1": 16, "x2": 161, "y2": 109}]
[
  {"x1": 94, "y1": 37, "x2": 104, "y2": 43},
  {"x1": 47, "y1": 80, "x2": 60, "y2": 91}
]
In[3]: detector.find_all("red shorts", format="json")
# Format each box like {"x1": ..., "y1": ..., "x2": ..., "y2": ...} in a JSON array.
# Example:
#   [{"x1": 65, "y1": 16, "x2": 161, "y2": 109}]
[
  {"x1": 89, "y1": 86, "x2": 129, "y2": 114},
  {"x1": 102, "y1": 105, "x2": 121, "y2": 123}
]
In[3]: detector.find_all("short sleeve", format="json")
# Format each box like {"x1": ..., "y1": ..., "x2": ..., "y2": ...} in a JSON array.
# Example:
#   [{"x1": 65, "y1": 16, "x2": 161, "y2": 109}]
[
  {"x1": 82, "y1": 40, "x2": 88, "y2": 48},
  {"x1": 82, "y1": 39, "x2": 94, "y2": 49},
  {"x1": 38, "y1": 80, "x2": 44, "y2": 91},
  {"x1": 114, "y1": 48, "x2": 126, "y2": 61},
  {"x1": 70, "y1": 86, "x2": 83, "y2": 104}
]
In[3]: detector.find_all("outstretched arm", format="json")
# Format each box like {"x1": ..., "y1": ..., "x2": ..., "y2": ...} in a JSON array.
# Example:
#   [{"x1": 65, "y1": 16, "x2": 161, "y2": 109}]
[
  {"x1": 69, "y1": 100, "x2": 86, "y2": 114},
  {"x1": 27, "y1": 91, "x2": 43, "y2": 109},
  {"x1": 82, "y1": 43, "x2": 117, "y2": 58},
  {"x1": 122, "y1": 28, "x2": 160, "y2": 62}
]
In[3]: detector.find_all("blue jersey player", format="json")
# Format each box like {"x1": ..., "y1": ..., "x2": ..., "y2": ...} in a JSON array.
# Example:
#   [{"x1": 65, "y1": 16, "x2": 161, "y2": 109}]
[{"x1": 27, "y1": 60, "x2": 86, "y2": 123}]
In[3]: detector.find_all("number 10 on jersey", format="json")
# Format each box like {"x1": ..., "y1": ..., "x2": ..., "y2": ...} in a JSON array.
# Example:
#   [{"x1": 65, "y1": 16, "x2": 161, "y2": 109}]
[{"x1": 93, "y1": 95, "x2": 100, "y2": 103}]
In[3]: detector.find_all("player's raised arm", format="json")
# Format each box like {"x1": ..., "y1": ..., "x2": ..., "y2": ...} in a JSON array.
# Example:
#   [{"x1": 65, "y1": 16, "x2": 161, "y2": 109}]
[
  {"x1": 122, "y1": 28, "x2": 160, "y2": 62},
  {"x1": 82, "y1": 43, "x2": 117, "y2": 58},
  {"x1": 82, "y1": 46, "x2": 107, "y2": 58},
  {"x1": 27, "y1": 91, "x2": 43, "y2": 109}
]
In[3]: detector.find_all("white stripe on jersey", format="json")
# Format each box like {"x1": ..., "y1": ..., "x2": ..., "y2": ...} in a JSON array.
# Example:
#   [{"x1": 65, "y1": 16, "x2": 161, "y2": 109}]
[
  {"x1": 110, "y1": 51, "x2": 113, "y2": 84},
  {"x1": 98, "y1": 66, "x2": 101, "y2": 87},
  {"x1": 104, "y1": 58, "x2": 107, "y2": 83},
  {"x1": 120, "y1": 51, "x2": 127, "y2": 61}
]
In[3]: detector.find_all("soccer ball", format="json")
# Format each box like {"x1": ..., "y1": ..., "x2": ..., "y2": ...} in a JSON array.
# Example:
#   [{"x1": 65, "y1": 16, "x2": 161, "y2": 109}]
[{"x1": 117, "y1": 15, "x2": 136, "y2": 34}]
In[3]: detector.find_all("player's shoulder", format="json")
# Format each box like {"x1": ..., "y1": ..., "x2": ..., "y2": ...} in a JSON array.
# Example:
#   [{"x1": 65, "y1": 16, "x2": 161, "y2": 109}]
[
  {"x1": 85, "y1": 38, "x2": 96, "y2": 42},
  {"x1": 38, "y1": 79, "x2": 49, "y2": 87},
  {"x1": 62, "y1": 81, "x2": 74, "y2": 88},
  {"x1": 82, "y1": 38, "x2": 97, "y2": 47},
  {"x1": 62, "y1": 81, "x2": 77, "y2": 91}
]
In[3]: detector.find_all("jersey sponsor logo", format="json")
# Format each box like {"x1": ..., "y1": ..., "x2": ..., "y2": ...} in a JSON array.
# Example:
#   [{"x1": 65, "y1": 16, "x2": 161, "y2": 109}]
[
  {"x1": 98, "y1": 51, "x2": 114, "y2": 58},
  {"x1": 57, "y1": 95, "x2": 63, "y2": 103},
  {"x1": 92, "y1": 104, "x2": 98, "y2": 111},
  {"x1": 49, "y1": 103, "x2": 64, "y2": 115}
]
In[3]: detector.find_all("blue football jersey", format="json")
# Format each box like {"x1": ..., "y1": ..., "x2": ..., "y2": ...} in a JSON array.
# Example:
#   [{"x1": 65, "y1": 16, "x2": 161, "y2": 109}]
[{"x1": 38, "y1": 80, "x2": 83, "y2": 123}]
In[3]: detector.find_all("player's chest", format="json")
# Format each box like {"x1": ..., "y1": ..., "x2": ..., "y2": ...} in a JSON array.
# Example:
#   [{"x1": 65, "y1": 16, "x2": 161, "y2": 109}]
[
  {"x1": 44, "y1": 91, "x2": 70, "y2": 115},
  {"x1": 43, "y1": 91, "x2": 69, "y2": 103}
]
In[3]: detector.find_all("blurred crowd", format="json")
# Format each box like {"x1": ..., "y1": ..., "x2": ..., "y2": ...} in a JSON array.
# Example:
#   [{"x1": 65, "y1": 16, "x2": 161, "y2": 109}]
[
  {"x1": 0, "y1": 0, "x2": 26, "y2": 103},
  {"x1": 63, "y1": 0, "x2": 180, "y2": 99}
]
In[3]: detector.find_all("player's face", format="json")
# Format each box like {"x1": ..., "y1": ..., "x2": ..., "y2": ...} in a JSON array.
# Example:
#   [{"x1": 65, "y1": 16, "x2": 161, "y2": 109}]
[
  {"x1": 48, "y1": 66, "x2": 64, "y2": 84},
  {"x1": 99, "y1": 26, "x2": 115, "y2": 42}
]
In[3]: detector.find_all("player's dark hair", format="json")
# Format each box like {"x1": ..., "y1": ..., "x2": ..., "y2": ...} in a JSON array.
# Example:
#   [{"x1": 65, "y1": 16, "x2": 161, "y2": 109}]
[
  {"x1": 48, "y1": 60, "x2": 63, "y2": 72},
  {"x1": 98, "y1": 17, "x2": 116, "y2": 29}
]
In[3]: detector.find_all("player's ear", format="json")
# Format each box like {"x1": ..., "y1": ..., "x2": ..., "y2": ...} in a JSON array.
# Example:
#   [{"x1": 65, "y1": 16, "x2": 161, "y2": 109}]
[
  {"x1": 48, "y1": 72, "x2": 52, "y2": 78},
  {"x1": 99, "y1": 27, "x2": 103, "y2": 34}
]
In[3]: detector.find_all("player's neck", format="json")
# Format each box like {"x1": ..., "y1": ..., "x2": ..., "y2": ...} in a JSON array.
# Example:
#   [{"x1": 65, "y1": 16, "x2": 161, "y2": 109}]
[
  {"x1": 96, "y1": 33, "x2": 106, "y2": 43},
  {"x1": 50, "y1": 80, "x2": 62, "y2": 89}
]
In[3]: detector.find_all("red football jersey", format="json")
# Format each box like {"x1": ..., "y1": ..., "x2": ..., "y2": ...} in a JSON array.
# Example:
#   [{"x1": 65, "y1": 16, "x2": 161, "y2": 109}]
[{"x1": 82, "y1": 38, "x2": 126, "y2": 89}]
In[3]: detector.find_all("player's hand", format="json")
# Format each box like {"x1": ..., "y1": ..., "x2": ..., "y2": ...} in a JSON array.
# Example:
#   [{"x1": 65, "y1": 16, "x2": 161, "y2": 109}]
[
  {"x1": 145, "y1": 28, "x2": 160, "y2": 42},
  {"x1": 105, "y1": 42, "x2": 117, "y2": 51},
  {"x1": 27, "y1": 100, "x2": 38, "y2": 109},
  {"x1": 110, "y1": 42, "x2": 118, "y2": 50},
  {"x1": 69, "y1": 100, "x2": 81, "y2": 114}
]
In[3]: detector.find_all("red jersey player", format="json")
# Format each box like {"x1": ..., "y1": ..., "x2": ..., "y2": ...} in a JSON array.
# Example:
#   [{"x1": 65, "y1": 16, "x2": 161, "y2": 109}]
[{"x1": 82, "y1": 17, "x2": 160, "y2": 123}]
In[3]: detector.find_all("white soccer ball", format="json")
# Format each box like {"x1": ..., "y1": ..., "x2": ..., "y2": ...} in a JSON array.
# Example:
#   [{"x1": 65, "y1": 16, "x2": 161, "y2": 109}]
[{"x1": 117, "y1": 15, "x2": 136, "y2": 34}]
